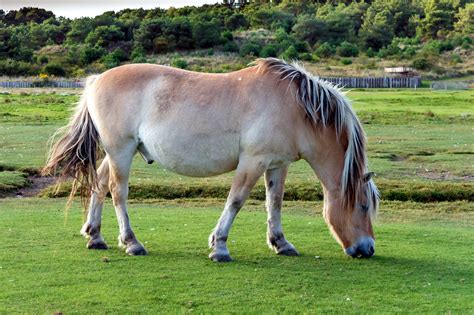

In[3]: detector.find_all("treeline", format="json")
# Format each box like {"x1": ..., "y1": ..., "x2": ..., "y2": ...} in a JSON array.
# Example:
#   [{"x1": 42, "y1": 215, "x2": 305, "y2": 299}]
[{"x1": 0, "y1": 0, "x2": 472, "y2": 77}]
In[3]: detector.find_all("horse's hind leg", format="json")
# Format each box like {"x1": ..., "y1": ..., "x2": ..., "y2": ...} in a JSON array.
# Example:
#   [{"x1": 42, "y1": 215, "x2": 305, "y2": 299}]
[
  {"x1": 80, "y1": 156, "x2": 110, "y2": 249},
  {"x1": 107, "y1": 144, "x2": 147, "y2": 256},
  {"x1": 209, "y1": 158, "x2": 266, "y2": 262},
  {"x1": 265, "y1": 167, "x2": 299, "y2": 256}
]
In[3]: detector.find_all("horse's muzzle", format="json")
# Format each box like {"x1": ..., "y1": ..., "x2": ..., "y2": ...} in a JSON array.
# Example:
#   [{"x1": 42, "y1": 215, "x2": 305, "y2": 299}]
[{"x1": 344, "y1": 236, "x2": 375, "y2": 258}]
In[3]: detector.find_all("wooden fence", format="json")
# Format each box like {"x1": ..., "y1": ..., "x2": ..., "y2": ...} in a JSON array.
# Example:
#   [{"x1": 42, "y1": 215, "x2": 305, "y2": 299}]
[
  {"x1": 1, "y1": 76, "x2": 422, "y2": 89},
  {"x1": 321, "y1": 76, "x2": 421, "y2": 88},
  {"x1": 0, "y1": 81, "x2": 84, "y2": 88}
]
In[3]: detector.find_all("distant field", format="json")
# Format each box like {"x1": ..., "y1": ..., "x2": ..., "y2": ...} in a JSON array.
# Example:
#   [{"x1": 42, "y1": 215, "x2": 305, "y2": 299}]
[{"x1": 1, "y1": 89, "x2": 472, "y2": 201}]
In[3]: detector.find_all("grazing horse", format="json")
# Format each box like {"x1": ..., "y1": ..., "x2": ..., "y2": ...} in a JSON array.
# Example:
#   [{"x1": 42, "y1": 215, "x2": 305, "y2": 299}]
[{"x1": 43, "y1": 58, "x2": 379, "y2": 261}]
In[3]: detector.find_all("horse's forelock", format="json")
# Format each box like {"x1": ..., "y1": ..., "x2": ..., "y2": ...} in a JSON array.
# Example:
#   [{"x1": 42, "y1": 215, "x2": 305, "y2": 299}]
[{"x1": 257, "y1": 58, "x2": 374, "y2": 214}]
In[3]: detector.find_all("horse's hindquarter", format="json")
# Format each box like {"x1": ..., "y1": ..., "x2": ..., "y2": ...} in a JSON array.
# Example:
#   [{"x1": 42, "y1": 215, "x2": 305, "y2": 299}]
[{"x1": 90, "y1": 64, "x2": 302, "y2": 177}]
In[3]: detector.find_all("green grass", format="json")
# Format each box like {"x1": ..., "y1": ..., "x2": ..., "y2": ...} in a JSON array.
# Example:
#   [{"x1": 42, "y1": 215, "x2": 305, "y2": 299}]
[
  {"x1": 0, "y1": 198, "x2": 472, "y2": 313},
  {"x1": 0, "y1": 170, "x2": 29, "y2": 193},
  {"x1": 0, "y1": 90, "x2": 473, "y2": 201}
]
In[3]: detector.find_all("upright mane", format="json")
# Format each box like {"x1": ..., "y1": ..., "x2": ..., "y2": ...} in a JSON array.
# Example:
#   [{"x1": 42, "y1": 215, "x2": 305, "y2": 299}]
[{"x1": 255, "y1": 58, "x2": 379, "y2": 215}]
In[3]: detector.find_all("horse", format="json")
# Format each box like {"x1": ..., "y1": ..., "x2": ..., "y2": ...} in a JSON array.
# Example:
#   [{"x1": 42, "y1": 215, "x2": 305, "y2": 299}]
[{"x1": 43, "y1": 58, "x2": 379, "y2": 262}]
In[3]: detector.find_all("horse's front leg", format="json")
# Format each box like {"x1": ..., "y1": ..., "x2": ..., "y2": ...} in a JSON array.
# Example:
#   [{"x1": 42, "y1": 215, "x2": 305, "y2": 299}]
[
  {"x1": 80, "y1": 157, "x2": 110, "y2": 250},
  {"x1": 208, "y1": 158, "x2": 266, "y2": 262},
  {"x1": 265, "y1": 167, "x2": 299, "y2": 256}
]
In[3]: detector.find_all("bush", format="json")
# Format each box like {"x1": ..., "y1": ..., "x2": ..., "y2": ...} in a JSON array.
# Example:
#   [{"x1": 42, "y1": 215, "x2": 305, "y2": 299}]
[
  {"x1": 132, "y1": 56, "x2": 148, "y2": 63},
  {"x1": 239, "y1": 42, "x2": 262, "y2": 57},
  {"x1": 260, "y1": 44, "x2": 278, "y2": 58},
  {"x1": 222, "y1": 41, "x2": 239, "y2": 53},
  {"x1": 80, "y1": 45, "x2": 106, "y2": 65},
  {"x1": 299, "y1": 52, "x2": 313, "y2": 61},
  {"x1": 280, "y1": 45, "x2": 299, "y2": 60},
  {"x1": 0, "y1": 59, "x2": 36, "y2": 76},
  {"x1": 102, "y1": 54, "x2": 120, "y2": 69},
  {"x1": 366, "y1": 48, "x2": 375, "y2": 58},
  {"x1": 220, "y1": 30, "x2": 233, "y2": 43},
  {"x1": 315, "y1": 42, "x2": 334, "y2": 58},
  {"x1": 171, "y1": 58, "x2": 188, "y2": 69},
  {"x1": 336, "y1": 41, "x2": 359, "y2": 57},
  {"x1": 38, "y1": 55, "x2": 49, "y2": 64},
  {"x1": 451, "y1": 54, "x2": 462, "y2": 64},
  {"x1": 340, "y1": 58, "x2": 352, "y2": 65},
  {"x1": 43, "y1": 63, "x2": 66, "y2": 76},
  {"x1": 412, "y1": 57, "x2": 431, "y2": 70}
]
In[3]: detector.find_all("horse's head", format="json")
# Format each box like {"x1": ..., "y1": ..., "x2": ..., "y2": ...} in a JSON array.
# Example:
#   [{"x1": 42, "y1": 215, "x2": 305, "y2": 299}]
[
  {"x1": 256, "y1": 58, "x2": 380, "y2": 258},
  {"x1": 321, "y1": 171, "x2": 379, "y2": 258}
]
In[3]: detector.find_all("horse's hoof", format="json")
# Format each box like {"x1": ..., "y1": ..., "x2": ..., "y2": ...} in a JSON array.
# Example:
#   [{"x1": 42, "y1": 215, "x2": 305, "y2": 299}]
[
  {"x1": 126, "y1": 244, "x2": 148, "y2": 256},
  {"x1": 277, "y1": 247, "x2": 300, "y2": 256},
  {"x1": 87, "y1": 240, "x2": 108, "y2": 250},
  {"x1": 209, "y1": 252, "x2": 233, "y2": 262}
]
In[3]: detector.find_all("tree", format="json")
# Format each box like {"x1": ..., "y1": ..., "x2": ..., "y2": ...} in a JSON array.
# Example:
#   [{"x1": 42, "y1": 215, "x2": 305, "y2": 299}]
[
  {"x1": 454, "y1": 3, "x2": 474, "y2": 35},
  {"x1": 292, "y1": 14, "x2": 326, "y2": 46},
  {"x1": 225, "y1": 13, "x2": 249, "y2": 30},
  {"x1": 316, "y1": 3, "x2": 355, "y2": 44},
  {"x1": 419, "y1": 0, "x2": 455, "y2": 38},
  {"x1": 360, "y1": 10, "x2": 395, "y2": 50},
  {"x1": 85, "y1": 25, "x2": 125, "y2": 48},
  {"x1": 66, "y1": 18, "x2": 94, "y2": 43},
  {"x1": 192, "y1": 19, "x2": 221, "y2": 48},
  {"x1": 2, "y1": 7, "x2": 55, "y2": 25}
]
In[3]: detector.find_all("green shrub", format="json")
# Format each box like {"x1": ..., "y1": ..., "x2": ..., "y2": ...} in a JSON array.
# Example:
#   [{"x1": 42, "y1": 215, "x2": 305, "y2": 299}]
[
  {"x1": 43, "y1": 63, "x2": 66, "y2": 76},
  {"x1": 260, "y1": 44, "x2": 278, "y2": 58},
  {"x1": 280, "y1": 45, "x2": 299, "y2": 60},
  {"x1": 171, "y1": 58, "x2": 188, "y2": 69},
  {"x1": 299, "y1": 52, "x2": 313, "y2": 61},
  {"x1": 239, "y1": 42, "x2": 262, "y2": 57},
  {"x1": 461, "y1": 41, "x2": 471, "y2": 49},
  {"x1": 220, "y1": 30, "x2": 233, "y2": 43},
  {"x1": 336, "y1": 41, "x2": 359, "y2": 57},
  {"x1": 366, "y1": 48, "x2": 375, "y2": 58},
  {"x1": 222, "y1": 41, "x2": 239, "y2": 53},
  {"x1": 132, "y1": 56, "x2": 148, "y2": 63},
  {"x1": 38, "y1": 55, "x2": 49, "y2": 64},
  {"x1": 451, "y1": 54, "x2": 462, "y2": 64},
  {"x1": 412, "y1": 57, "x2": 431, "y2": 70},
  {"x1": 340, "y1": 58, "x2": 352, "y2": 65},
  {"x1": 315, "y1": 42, "x2": 334, "y2": 58},
  {"x1": 102, "y1": 54, "x2": 120, "y2": 69},
  {"x1": 79, "y1": 45, "x2": 106, "y2": 65},
  {"x1": 0, "y1": 59, "x2": 36, "y2": 76}
]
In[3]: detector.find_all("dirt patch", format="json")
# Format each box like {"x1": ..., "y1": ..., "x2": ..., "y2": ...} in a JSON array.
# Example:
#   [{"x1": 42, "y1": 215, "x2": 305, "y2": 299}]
[{"x1": 11, "y1": 175, "x2": 56, "y2": 198}]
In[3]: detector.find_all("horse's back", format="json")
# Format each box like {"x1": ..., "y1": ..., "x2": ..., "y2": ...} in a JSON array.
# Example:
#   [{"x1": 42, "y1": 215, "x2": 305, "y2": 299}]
[{"x1": 86, "y1": 63, "x2": 302, "y2": 177}]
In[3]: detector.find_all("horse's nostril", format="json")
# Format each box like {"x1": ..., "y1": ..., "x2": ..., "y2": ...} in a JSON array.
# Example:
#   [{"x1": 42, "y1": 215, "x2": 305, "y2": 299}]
[{"x1": 368, "y1": 245, "x2": 374, "y2": 256}]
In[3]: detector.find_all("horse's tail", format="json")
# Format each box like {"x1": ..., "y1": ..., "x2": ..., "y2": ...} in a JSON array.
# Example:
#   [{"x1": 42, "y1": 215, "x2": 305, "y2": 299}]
[{"x1": 42, "y1": 75, "x2": 101, "y2": 208}]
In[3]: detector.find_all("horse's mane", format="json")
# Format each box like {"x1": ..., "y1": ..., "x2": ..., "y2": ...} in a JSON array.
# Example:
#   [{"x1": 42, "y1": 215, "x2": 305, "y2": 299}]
[{"x1": 255, "y1": 58, "x2": 379, "y2": 215}]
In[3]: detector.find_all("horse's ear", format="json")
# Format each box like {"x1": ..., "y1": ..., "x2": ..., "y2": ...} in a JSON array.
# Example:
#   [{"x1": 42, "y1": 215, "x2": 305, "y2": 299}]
[{"x1": 363, "y1": 172, "x2": 374, "y2": 182}]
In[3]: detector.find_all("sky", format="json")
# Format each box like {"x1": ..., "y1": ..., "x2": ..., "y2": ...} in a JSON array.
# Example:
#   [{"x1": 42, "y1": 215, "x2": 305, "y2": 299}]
[{"x1": 2, "y1": 1, "x2": 220, "y2": 18}]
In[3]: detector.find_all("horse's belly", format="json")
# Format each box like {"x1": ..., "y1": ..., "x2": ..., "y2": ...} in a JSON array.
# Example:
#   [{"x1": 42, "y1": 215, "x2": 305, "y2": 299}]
[{"x1": 142, "y1": 128, "x2": 240, "y2": 177}]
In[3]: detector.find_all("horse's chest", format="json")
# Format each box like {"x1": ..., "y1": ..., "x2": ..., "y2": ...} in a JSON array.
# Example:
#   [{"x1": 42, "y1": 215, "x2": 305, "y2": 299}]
[{"x1": 142, "y1": 126, "x2": 240, "y2": 177}]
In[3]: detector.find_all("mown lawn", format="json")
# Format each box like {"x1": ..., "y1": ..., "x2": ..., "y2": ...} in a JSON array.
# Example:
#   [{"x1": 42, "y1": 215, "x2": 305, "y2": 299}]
[{"x1": 0, "y1": 198, "x2": 472, "y2": 313}]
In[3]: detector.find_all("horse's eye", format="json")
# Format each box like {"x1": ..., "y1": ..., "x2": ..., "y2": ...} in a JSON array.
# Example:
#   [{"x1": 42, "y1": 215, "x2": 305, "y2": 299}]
[{"x1": 361, "y1": 205, "x2": 369, "y2": 212}]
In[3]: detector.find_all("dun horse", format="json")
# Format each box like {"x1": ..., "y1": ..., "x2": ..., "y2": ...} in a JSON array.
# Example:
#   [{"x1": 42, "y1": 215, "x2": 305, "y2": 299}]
[{"x1": 43, "y1": 58, "x2": 379, "y2": 261}]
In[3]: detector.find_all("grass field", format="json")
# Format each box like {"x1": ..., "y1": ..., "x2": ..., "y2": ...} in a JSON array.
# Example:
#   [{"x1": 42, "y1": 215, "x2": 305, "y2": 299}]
[
  {"x1": 0, "y1": 198, "x2": 472, "y2": 313},
  {"x1": 0, "y1": 88, "x2": 473, "y2": 313},
  {"x1": 1, "y1": 89, "x2": 472, "y2": 200}
]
